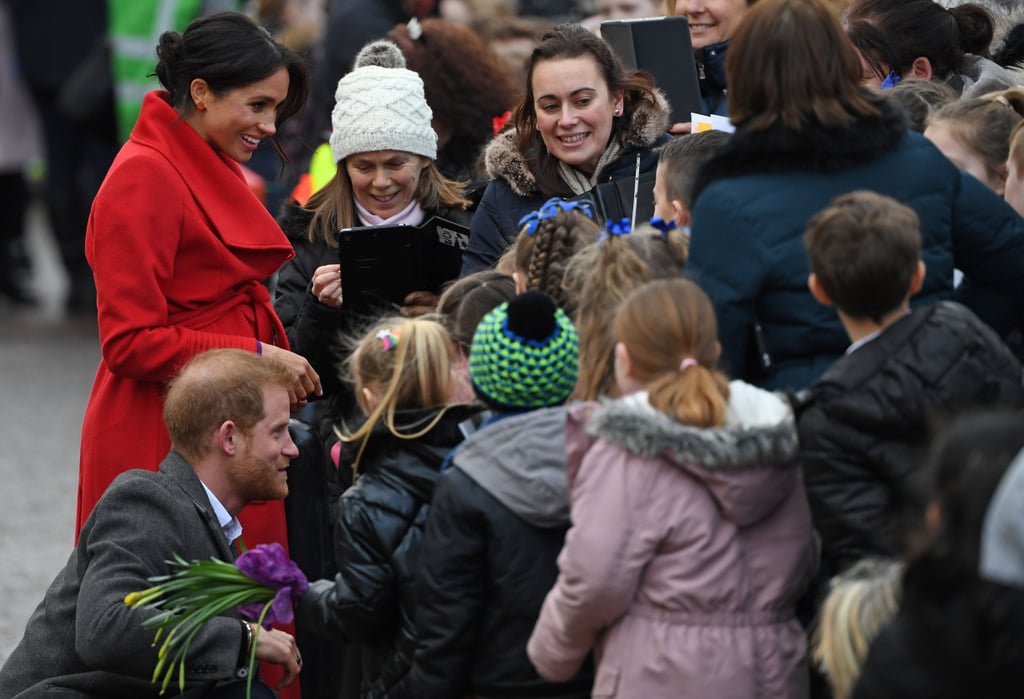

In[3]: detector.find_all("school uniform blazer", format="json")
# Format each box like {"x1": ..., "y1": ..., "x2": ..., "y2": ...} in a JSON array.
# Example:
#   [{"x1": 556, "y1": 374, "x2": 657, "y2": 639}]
[
  {"x1": 0, "y1": 452, "x2": 249, "y2": 699},
  {"x1": 77, "y1": 90, "x2": 294, "y2": 547}
]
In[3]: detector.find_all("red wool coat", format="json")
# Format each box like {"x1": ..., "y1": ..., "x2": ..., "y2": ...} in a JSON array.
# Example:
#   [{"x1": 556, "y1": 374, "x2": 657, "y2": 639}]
[{"x1": 78, "y1": 92, "x2": 294, "y2": 547}]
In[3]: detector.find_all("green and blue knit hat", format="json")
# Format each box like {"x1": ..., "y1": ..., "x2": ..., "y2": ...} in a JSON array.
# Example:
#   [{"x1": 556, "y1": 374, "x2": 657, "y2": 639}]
[{"x1": 469, "y1": 291, "x2": 579, "y2": 410}]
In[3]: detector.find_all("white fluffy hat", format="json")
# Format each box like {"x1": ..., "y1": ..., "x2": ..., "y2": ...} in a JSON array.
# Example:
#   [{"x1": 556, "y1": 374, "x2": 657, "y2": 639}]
[{"x1": 329, "y1": 39, "x2": 437, "y2": 163}]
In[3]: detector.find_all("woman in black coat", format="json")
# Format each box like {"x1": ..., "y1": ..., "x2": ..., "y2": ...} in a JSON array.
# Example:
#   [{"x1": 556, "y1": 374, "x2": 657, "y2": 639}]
[{"x1": 274, "y1": 38, "x2": 471, "y2": 423}]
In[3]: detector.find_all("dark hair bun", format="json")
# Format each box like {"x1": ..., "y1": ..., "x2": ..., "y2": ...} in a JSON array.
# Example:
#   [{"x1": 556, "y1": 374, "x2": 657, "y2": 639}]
[
  {"x1": 951, "y1": 3, "x2": 994, "y2": 56},
  {"x1": 154, "y1": 31, "x2": 185, "y2": 91}
]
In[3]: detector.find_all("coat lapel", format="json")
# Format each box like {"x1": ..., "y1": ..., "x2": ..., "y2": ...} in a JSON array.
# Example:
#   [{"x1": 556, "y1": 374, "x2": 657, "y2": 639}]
[
  {"x1": 129, "y1": 91, "x2": 294, "y2": 258},
  {"x1": 159, "y1": 452, "x2": 236, "y2": 563}
]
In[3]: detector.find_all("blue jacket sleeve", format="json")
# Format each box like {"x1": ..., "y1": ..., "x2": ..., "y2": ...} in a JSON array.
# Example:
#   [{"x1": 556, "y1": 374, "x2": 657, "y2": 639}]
[
  {"x1": 950, "y1": 172, "x2": 1024, "y2": 334},
  {"x1": 687, "y1": 185, "x2": 767, "y2": 381},
  {"x1": 462, "y1": 181, "x2": 516, "y2": 276}
]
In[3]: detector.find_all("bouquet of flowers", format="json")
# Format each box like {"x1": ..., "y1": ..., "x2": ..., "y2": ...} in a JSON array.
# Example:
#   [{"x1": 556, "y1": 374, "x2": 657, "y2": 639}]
[{"x1": 124, "y1": 543, "x2": 308, "y2": 697}]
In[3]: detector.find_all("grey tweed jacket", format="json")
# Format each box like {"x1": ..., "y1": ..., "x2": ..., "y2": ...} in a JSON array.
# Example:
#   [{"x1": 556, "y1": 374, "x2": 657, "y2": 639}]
[{"x1": 0, "y1": 452, "x2": 249, "y2": 698}]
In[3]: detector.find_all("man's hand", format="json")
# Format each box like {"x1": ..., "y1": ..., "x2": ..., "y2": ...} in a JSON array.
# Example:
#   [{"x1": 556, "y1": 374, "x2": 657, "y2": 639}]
[{"x1": 252, "y1": 624, "x2": 303, "y2": 689}]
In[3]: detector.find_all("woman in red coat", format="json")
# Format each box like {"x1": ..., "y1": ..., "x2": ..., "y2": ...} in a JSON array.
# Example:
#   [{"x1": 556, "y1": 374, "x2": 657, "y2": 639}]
[{"x1": 77, "y1": 13, "x2": 320, "y2": 546}]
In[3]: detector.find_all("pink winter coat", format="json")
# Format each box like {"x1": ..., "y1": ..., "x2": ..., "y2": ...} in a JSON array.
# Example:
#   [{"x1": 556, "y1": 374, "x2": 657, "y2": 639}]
[{"x1": 528, "y1": 382, "x2": 818, "y2": 698}]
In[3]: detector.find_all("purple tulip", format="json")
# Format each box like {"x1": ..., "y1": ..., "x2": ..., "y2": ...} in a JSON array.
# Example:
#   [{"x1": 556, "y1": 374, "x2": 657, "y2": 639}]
[{"x1": 235, "y1": 543, "x2": 309, "y2": 628}]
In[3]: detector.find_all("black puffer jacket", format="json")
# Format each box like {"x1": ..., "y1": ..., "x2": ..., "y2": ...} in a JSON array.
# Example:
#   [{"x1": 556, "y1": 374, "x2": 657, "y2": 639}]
[
  {"x1": 411, "y1": 408, "x2": 593, "y2": 699},
  {"x1": 796, "y1": 301, "x2": 1024, "y2": 573},
  {"x1": 297, "y1": 404, "x2": 484, "y2": 699},
  {"x1": 274, "y1": 203, "x2": 473, "y2": 424}
]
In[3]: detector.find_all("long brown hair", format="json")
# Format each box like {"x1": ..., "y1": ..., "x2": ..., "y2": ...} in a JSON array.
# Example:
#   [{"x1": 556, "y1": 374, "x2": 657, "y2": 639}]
[
  {"x1": 305, "y1": 160, "x2": 470, "y2": 247},
  {"x1": 511, "y1": 23, "x2": 662, "y2": 196},
  {"x1": 614, "y1": 278, "x2": 729, "y2": 427},
  {"x1": 727, "y1": 0, "x2": 880, "y2": 132},
  {"x1": 389, "y1": 18, "x2": 518, "y2": 174}
]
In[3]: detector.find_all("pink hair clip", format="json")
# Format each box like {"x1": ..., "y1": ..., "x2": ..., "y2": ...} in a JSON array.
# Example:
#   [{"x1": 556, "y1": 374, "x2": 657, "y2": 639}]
[{"x1": 376, "y1": 328, "x2": 399, "y2": 352}]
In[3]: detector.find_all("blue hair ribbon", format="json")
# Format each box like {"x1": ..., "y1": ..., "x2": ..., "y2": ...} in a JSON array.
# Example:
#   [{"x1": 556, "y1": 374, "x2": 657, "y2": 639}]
[
  {"x1": 648, "y1": 217, "x2": 677, "y2": 237},
  {"x1": 597, "y1": 217, "x2": 632, "y2": 242},
  {"x1": 881, "y1": 70, "x2": 901, "y2": 90},
  {"x1": 518, "y1": 197, "x2": 595, "y2": 236}
]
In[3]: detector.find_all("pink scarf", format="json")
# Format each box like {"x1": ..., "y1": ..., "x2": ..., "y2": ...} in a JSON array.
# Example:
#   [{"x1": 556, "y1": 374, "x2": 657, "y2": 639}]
[{"x1": 355, "y1": 197, "x2": 426, "y2": 227}]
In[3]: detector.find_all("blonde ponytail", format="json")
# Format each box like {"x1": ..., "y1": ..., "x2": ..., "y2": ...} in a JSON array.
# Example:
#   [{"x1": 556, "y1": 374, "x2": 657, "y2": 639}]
[{"x1": 337, "y1": 316, "x2": 455, "y2": 476}]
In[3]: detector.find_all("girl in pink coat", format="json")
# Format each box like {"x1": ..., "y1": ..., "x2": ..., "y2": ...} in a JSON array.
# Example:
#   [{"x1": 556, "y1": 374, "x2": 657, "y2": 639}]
[{"x1": 528, "y1": 278, "x2": 818, "y2": 698}]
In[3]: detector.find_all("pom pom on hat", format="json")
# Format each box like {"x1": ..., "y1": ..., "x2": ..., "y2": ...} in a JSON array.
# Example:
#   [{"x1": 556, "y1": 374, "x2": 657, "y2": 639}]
[
  {"x1": 469, "y1": 291, "x2": 579, "y2": 411},
  {"x1": 329, "y1": 39, "x2": 437, "y2": 163},
  {"x1": 353, "y1": 39, "x2": 408, "y2": 70}
]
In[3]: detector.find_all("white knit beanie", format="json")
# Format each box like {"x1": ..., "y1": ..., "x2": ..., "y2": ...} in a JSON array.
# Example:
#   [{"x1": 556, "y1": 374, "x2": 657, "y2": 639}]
[{"x1": 329, "y1": 39, "x2": 437, "y2": 163}]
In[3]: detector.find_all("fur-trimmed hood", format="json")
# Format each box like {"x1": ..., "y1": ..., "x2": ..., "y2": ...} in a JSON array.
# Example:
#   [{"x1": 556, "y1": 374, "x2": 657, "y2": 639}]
[
  {"x1": 691, "y1": 93, "x2": 908, "y2": 203},
  {"x1": 483, "y1": 90, "x2": 671, "y2": 198},
  {"x1": 569, "y1": 381, "x2": 800, "y2": 527}
]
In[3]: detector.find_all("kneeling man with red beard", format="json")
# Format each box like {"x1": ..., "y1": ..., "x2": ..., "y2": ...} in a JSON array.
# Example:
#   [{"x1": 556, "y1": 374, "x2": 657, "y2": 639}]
[{"x1": 0, "y1": 349, "x2": 304, "y2": 699}]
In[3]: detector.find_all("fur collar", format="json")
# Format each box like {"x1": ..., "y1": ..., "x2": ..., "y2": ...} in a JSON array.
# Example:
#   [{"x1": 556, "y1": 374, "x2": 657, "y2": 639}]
[
  {"x1": 587, "y1": 383, "x2": 797, "y2": 472},
  {"x1": 483, "y1": 90, "x2": 671, "y2": 197},
  {"x1": 691, "y1": 94, "x2": 908, "y2": 202}
]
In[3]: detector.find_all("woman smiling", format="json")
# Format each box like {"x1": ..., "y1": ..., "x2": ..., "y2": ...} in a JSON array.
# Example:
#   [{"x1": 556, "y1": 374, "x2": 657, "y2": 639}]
[
  {"x1": 274, "y1": 39, "x2": 471, "y2": 421},
  {"x1": 668, "y1": 0, "x2": 756, "y2": 115},
  {"x1": 462, "y1": 23, "x2": 670, "y2": 275},
  {"x1": 78, "y1": 8, "x2": 319, "y2": 621}
]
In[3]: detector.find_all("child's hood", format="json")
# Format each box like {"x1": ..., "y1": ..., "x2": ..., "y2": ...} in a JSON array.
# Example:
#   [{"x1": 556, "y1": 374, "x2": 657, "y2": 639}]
[
  {"x1": 453, "y1": 406, "x2": 570, "y2": 528},
  {"x1": 572, "y1": 381, "x2": 800, "y2": 527}
]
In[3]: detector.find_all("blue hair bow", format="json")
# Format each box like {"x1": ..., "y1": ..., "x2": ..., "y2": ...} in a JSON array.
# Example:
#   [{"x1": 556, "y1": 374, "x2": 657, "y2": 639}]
[
  {"x1": 881, "y1": 70, "x2": 901, "y2": 90},
  {"x1": 597, "y1": 218, "x2": 632, "y2": 242},
  {"x1": 518, "y1": 198, "x2": 595, "y2": 236},
  {"x1": 648, "y1": 217, "x2": 677, "y2": 237}
]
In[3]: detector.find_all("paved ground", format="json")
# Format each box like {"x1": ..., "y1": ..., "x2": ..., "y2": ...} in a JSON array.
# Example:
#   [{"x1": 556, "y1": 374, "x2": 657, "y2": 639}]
[{"x1": 0, "y1": 203, "x2": 100, "y2": 664}]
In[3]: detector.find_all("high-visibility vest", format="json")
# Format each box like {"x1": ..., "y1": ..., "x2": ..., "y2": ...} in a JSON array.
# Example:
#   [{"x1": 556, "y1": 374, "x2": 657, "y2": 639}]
[
  {"x1": 290, "y1": 142, "x2": 337, "y2": 205},
  {"x1": 106, "y1": 0, "x2": 217, "y2": 141}
]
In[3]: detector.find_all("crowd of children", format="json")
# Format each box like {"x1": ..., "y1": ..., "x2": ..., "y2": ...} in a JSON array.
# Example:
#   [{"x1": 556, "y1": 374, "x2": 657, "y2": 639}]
[
  {"x1": 5, "y1": 0, "x2": 1024, "y2": 697},
  {"x1": 287, "y1": 0, "x2": 1024, "y2": 696}
]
